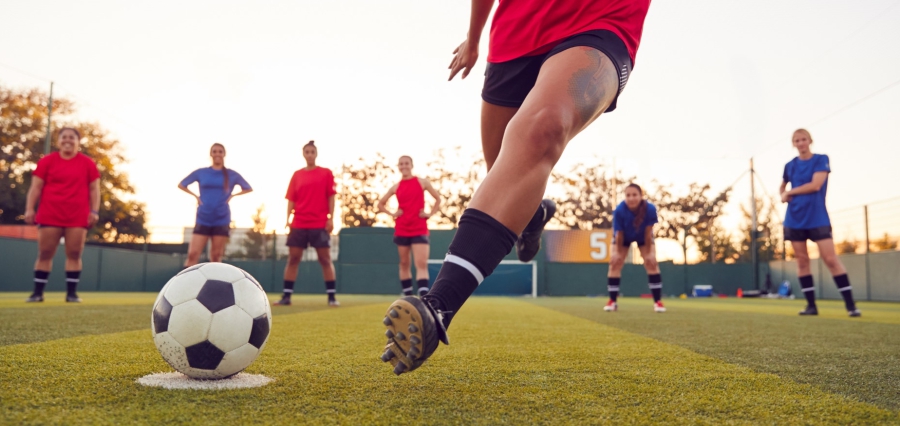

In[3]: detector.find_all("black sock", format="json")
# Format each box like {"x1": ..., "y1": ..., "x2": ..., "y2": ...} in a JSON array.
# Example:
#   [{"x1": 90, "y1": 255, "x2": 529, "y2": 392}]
[
  {"x1": 648, "y1": 273, "x2": 662, "y2": 303},
  {"x1": 282, "y1": 280, "x2": 294, "y2": 298},
  {"x1": 33, "y1": 270, "x2": 49, "y2": 295},
  {"x1": 66, "y1": 271, "x2": 81, "y2": 296},
  {"x1": 524, "y1": 202, "x2": 546, "y2": 232},
  {"x1": 799, "y1": 275, "x2": 816, "y2": 307},
  {"x1": 400, "y1": 279, "x2": 413, "y2": 296},
  {"x1": 423, "y1": 208, "x2": 517, "y2": 328},
  {"x1": 607, "y1": 277, "x2": 620, "y2": 302},
  {"x1": 325, "y1": 280, "x2": 336, "y2": 302},
  {"x1": 416, "y1": 279, "x2": 429, "y2": 296},
  {"x1": 833, "y1": 274, "x2": 856, "y2": 311}
]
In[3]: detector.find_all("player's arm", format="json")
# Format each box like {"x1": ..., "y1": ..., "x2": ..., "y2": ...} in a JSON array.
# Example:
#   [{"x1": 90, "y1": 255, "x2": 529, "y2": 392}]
[
  {"x1": 644, "y1": 224, "x2": 655, "y2": 247},
  {"x1": 285, "y1": 201, "x2": 294, "y2": 228},
  {"x1": 786, "y1": 172, "x2": 828, "y2": 196},
  {"x1": 178, "y1": 184, "x2": 201, "y2": 205},
  {"x1": 448, "y1": 0, "x2": 495, "y2": 80},
  {"x1": 24, "y1": 176, "x2": 44, "y2": 225},
  {"x1": 228, "y1": 173, "x2": 254, "y2": 202},
  {"x1": 88, "y1": 178, "x2": 100, "y2": 226},
  {"x1": 421, "y1": 178, "x2": 442, "y2": 217},
  {"x1": 326, "y1": 195, "x2": 335, "y2": 234},
  {"x1": 779, "y1": 180, "x2": 790, "y2": 203},
  {"x1": 377, "y1": 184, "x2": 399, "y2": 216},
  {"x1": 227, "y1": 188, "x2": 253, "y2": 203}
]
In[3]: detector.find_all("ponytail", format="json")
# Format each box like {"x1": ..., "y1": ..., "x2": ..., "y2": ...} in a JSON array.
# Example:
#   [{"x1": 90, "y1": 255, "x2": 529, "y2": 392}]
[
  {"x1": 626, "y1": 183, "x2": 646, "y2": 229},
  {"x1": 210, "y1": 143, "x2": 229, "y2": 194}
]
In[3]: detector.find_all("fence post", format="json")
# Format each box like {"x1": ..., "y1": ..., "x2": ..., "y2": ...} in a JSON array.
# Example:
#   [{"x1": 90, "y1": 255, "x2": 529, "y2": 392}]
[
  {"x1": 864, "y1": 205, "x2": 871, "y2": 301},
  {"x1": 142, "y1": 241, "x2": 149, "y2": 292},
  {"x1": 270, "y1": 230, "x2": 277, "y2": 292}
]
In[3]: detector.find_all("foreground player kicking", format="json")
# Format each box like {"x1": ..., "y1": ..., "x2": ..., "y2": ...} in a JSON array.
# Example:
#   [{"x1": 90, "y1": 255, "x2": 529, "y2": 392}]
[{"x1": 380, "y1": 0, "x2": 651, "y2": 374}]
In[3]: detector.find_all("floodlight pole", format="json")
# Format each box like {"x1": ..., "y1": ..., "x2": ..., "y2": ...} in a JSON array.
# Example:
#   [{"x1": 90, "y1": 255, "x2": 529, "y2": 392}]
[
  {"x1": 750, "y1": 157, "x2": 759, "y2": 290},
  {"x1": 43, "y1": 82, "x2": 54, "y2": 154}
]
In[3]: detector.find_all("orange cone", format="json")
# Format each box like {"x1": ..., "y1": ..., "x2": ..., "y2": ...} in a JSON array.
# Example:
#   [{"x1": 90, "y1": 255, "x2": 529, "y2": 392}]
[{"x1": 737, "y1": 288, "x2": 743, "y2": 298}]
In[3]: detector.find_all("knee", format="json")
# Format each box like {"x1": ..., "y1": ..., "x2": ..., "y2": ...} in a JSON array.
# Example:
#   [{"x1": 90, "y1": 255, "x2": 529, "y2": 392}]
[
  {"x1": 287, "y1": 255, "x2": 301, "y2": 266},
  {"x1": 511, "y1": 108, "x2": 570, "y2": 162},
  {"x1": 37, "y1": 249, "x2": 56, "y2": 261},
  {"x1": 822, "y1": 254, "x2": 840, "y2": 269},
  {"x1": 644, "y1": 257, "x2": 658, "y2": 271},
  {"x1": 609, "y1": 255, "x2": 625, "y2": 270},
  {"x1": 414, "y1": 258, "x2": 428, "y2": 271},
  {"x1": 794, "y1": 252, "x2": 810, "y2": 265},
  {"x1": 65, "y1": 249, "x2": 82, "y2": 261},
  {"x1": 317, "y1": 255, "x2": 332, "y2": 267},
  {"x1": 398, "y1": 257, "x2": 411, "y2": 269}
]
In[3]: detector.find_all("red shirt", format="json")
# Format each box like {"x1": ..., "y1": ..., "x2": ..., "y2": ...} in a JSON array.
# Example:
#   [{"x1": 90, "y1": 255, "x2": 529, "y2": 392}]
[
  {"x1": 394, "y1": 177, "x2": 429, "y2": 237},
  {"x1": 285, "y1": 167, "x2": 336, "y2": 229},
  {"x1": 33, "y1": 152, "x2": 100, "y2": 228},
  {"x1": 488, "y1": 0, "x2": 651, "y2": 64}
]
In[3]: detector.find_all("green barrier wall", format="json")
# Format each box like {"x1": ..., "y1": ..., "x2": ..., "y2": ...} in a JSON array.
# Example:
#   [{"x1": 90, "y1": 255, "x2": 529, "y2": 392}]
[{"x1": 767, "y1": 251, "x2": 900, "y2": 302}]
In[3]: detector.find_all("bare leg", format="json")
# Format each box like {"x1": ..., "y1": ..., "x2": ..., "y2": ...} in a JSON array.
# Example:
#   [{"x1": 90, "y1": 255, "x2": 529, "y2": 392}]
[
  {"x1": 209, "y1": 235, "x2": 229, "y2": 262},
  {"x1": 397, "y1": 245, "x2": 412, "y2": 280},
  {"x1": 34, "y1": 227, "x2": 63, "y2": 271},
  {"x1": 792, "y1": 241, "x2": 811, "y2": 276},
  {"x1": 638, "y1": 243, "x2": 660, "y2": 275},
  {"x1": 412, "y1": 243, "x2": 430, "y2": 281},
  {"x1": 815, "y1": 239, "x2": 847, "y2": 275},
  {"x1": 316, "y1": 247, "x2": 336, "y2": 281},
  {"x1": 481, "y1": 102, "x2": 518, "y2": 171},
  {"x1": 283, "y1": 247, "x2": 304, "y2": 282},
  {"x1": 185, "y1": 234, "x2": 210, "y2": 267}
]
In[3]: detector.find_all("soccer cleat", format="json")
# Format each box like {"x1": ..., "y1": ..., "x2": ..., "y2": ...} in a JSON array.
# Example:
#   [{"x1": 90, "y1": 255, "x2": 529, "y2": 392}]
[
  {"x1": 329, "y1": 300, "x2": 341, "y2": 307},
  {"x1": 653, "y1": 301, "x2": 666, "y2": 313},
  {"x1": 848, "y1": 309, "x2": 861, "y2": 317},
  {"x1": 799, "y1": 305, "x2": 818, "y2": 316},
  {"x1": 380, "y1": 296, "x2": 448, "y2": 375},
  {"x1": 25, "y1": 294, "x2": 44, "y2": 303},
  {"x1": 274, "y1": 297, "x2": 291, "y2": 306},
  {"x1": 603, "y1": 300, "x2": 618, "y2": 312},
  {"x1": 65, "y1": 294, "x2": 82, "y2": 303},
  {"x1": 515, "y1": 199, "x2": 557, "y2": 263}
]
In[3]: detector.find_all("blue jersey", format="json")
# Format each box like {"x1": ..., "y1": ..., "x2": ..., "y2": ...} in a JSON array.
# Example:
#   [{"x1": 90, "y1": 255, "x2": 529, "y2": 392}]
[
  {"x1": 783, "y1": 154, "x2": 830, "y2": 229},
  {"x1": 613, "y1": 201, "x2": 658, "y2": 243},
  {"x1": 180, "y1": 167, "x2": 252, "y2": 227}
]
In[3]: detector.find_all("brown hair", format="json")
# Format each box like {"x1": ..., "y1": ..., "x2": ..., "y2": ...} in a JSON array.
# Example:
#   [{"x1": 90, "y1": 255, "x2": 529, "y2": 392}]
[
  {"x1": 626, "y1": 183, "x2": 647, "y2": 229},
  {"x1": 58, "y1": 127, "x2": 81, "y2": 140},
  {"x1": 793, "y1": 128, "x2": 812, "y2": 141},
  {"x1": 210, "y1": 143, "x2": 229, "y2": 193},
  {"x1": 399, "y1": 155, "x2": 413, "y2": 166}
]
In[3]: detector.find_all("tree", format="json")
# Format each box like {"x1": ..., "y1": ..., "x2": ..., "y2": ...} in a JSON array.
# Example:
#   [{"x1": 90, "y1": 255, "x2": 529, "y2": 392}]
[
  {"x1": 425, "y1": 147, "x2": 486, "y2": 227},
  {"x1": 737, "y1": 196, "x2": 782, "y2": 262},
  {"x1": 696, "y1": 225, "x2": 741, "y2": 263},
  {"x1": 835, "y1": 239, "x2": 860, "y2": 255},
  {"x1": 549, "y1": 162, "x2": 635, "y2": 230},
  {"x1": 652, "y1": 183, "x2": 731, "y2": 264},
  {"x1": 340, "y1": 154, "x2": 395, "y2": 228},
  {"x1": 0, "y1": 85, "x2": 148, "y2": 242},
  {"x1": 236, "y1": 205, "x2": 270, "y2": 259},
  {"x1": 872, "y1": 233, "x2": 897, "y2": 252}
]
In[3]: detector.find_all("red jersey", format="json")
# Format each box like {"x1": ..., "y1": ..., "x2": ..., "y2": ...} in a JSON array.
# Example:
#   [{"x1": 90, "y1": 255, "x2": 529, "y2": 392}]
[
  {"x1": 285, "y1": 167, "x2": 336, "y2": 229},
  {"x1": 394, "y1": 177, "x2": 429, "y2": 237},
  {"x1": 488, "y1": 0, "x2": 651, "y2": 64},
  {"x1": 33, "y1": 152, "x2": 100, "y2": 228}
]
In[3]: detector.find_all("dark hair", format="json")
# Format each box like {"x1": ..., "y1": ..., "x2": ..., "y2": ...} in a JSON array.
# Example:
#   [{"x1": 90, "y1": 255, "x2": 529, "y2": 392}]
[
  {"x1": 399, "y1": 155, "x2": 413, "y2": 166},
  {"x1": 304, "y1": 140, "x2": 317, "y2": 151},
  {"x1": 210, "y1": 143, "x2": 229, "y2": 193},
  {"x1": 626, "y1": 183, "x2": 646, "y2": 230},
  {"x1": 58, "y1": 127, "x2": 81, "y2": 140}
]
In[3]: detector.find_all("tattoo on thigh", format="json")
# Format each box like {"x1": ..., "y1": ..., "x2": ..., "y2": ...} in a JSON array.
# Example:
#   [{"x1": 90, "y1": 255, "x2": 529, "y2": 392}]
[{"x1": 568, "y1": 49, "x2": 615, "y2": 124}]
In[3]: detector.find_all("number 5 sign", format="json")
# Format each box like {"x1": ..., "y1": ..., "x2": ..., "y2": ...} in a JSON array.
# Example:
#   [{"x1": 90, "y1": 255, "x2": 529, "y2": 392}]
[{"x1": 543, "y1": 230, "x2": 613, "y2": 263}]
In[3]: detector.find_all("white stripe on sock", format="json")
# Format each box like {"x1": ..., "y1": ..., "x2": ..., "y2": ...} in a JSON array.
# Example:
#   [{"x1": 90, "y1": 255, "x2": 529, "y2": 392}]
[
  {"x1": 326, "y1": 289, "x2": 336, "y2": 294},
  {"x1": 283, "y1": 289, "x2": 294, "y2": 293},
  {"x1": 66, "y1": 278, "x2": 79, "y2": 282},
  {"x1": 648, "y1": 284, "x2": 663, "y2": 289},
  {"x1": 33, "y1": 278, "x2": 48, "y2": 283},
  {"x1": 802, "y1": 287, "x2": 815, "y2": 292},
  {"x1": 444, "y1": 254, "x2": 484, "y2": 284},
  {"x1": 607, "y1": 286, "x2": 620, "y2": 291},
  {"x1": 839, "y1": 286, "x2": 853, "y2": 292}
]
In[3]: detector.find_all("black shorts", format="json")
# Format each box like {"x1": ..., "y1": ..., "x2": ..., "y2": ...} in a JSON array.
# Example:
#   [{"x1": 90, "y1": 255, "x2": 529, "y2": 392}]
[
  {"x1": 482, "y1": 29, "x2": 632, "y2": 112},
  {"x1": 287, "y1": 228, "x2": 331, "y2": 248},
  {"x1": 37, "y1": 224, "x2": 90, "y2": 230},
  {"x1": 193, "y1": 224, "x2": 230, "y2": 237},
  {"x1": 784, "y1": 226, "x2": 833, "y2": 242},
  {"x1": 618, "y1": 233, "x2": 648, "y2": 248},
  {"x1": 393, "y1": 235, "x2": 430, "y2": 246}
]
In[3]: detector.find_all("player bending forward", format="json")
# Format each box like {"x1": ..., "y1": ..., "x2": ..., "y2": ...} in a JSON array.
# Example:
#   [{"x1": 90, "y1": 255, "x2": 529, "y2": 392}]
[{"x1": 379, "y1": 0, "x2": 651, "y2": 375}]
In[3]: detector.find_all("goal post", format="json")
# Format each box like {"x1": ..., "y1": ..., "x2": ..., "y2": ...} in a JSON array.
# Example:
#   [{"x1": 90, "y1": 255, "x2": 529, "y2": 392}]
[{"x1": 427, "y1": 259, "x2": 537, "y2": 298}]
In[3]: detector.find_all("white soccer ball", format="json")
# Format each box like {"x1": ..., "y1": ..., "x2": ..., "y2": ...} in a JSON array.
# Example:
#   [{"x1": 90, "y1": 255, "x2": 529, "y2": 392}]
[{"x1": 151, "y1": 263, "x2": 272, "y2": 379}]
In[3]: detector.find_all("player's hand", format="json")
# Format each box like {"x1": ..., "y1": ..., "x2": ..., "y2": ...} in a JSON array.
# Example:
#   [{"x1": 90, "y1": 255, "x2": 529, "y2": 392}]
[
  {"x1": 781, "y1": 192, "x2": 792, "y2": 203},
  {"x1": 24, "y1": 210, "x2": 35, "y2": 225},
  {"x1": 226, "y1": 195, "x2": 233, "y2": 203},
  {"x1": 88, "y1": 212, "x2": 99, "y2": 226},
  {"x1": 325, "y1": 220, "x2": 334, "y2": 234},
  {"x1": 448, "y1": 38, "x2": 478, "y2": 81},
  {"x1": 195, "y1": 195, "x2": 202, "y2": 206},
  {"x1": 392, "y1": 209, "x2": 403, "y2": 219},
  {"x1": 419, "y1": 209, "x2": 430, "y2": 218}
]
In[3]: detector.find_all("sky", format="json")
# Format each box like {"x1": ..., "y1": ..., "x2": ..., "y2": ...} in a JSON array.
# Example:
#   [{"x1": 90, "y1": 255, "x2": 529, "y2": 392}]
[{"x1": 2, "y1": 0, "x2": 899, "y2": 258}]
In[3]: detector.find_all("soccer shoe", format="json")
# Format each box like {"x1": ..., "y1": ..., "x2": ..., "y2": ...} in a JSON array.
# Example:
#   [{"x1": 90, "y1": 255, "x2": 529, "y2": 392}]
[
  {"x1": 380, "y1": 296, "x2": 448, "y2": 375},
  {"x1": 515, "y1": 199, "x2": 557, "y2": 263},
  {"x1": 848, "y1": 309, "x2": 861, "y2": 317},
  {"x1": 25, "y1": 294, "x2": 44, "y2": 303},
  {"x1": 653, "y1": 301, "x2": 666, "y2": 313},
  {"x1": 65, "y1": 294, "x2": 82, "y2": 303},
  {"x1": 274, "y1": 297, "x2": 291, "y2": 306},
  {"x1": 603, "y1": 300, "x2": 618, "y2": 312},
  {"x1": 799, "y1": 305, "x2": 819, "y2": 316},
  {"x1": 329, "y1": 300, "x2": 341, "y2": 307}
]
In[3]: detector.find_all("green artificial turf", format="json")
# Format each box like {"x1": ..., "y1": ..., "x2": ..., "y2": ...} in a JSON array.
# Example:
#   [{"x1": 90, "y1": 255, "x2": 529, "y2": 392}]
[{"x1": 1, "y1": 295, "x2": 898, "y2": 424}]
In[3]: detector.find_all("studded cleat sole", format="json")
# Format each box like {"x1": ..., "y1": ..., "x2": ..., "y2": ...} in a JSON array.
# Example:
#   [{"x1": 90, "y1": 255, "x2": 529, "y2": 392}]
[{"x1": 380, "y1": 297, "x2": 442, "y2": 375}]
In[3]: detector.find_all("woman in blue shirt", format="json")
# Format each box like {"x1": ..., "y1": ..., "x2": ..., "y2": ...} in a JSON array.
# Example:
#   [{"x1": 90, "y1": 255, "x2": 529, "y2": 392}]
[
  {"x1": 606, "y1": 183, "x2": 665, "y2": 313},
  {"x1": 780, "y1": 129, "x2": 859, "y2": 317},
  {"x1": 178, "y1": 143, "x2": 253, "y2": 267}
]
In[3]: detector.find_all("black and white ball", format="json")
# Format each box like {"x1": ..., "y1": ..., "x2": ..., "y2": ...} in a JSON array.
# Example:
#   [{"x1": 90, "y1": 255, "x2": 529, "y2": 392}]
[{"x1": 151, "y1": 263, "x2": 271, "y2": 379}]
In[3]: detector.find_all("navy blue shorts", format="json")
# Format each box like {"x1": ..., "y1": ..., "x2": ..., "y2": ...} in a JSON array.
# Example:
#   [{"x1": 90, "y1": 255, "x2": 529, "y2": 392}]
[
  {"x1": 287, "y1": 228, "x2": 331, "y2": 248},
  {"x1": 482, "y1": 29, "x2": 632, "y2": 112},
  {"x1": 393, "y1": 235, "x2": 429, "y2": 246},
  {"x1": 616, "y1": 231, "x2": 648, "y2": 247},
  {"x1": 193, "y1": 224, "x2": 230, "y2": 237},
  {"x1": 784, "y1": 226, "x2": 832, "y2": 242}
]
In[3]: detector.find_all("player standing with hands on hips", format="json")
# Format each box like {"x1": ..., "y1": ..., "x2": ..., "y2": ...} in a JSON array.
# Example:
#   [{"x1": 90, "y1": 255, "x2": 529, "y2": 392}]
[
  {"x1": 780, "y1": 129, "x2": 860, "y2": 317},
  {"x1": 24, "y1": 127, "x2": 100, "y2": 303},
  {"x1": 377, "y1": 156, "x2": 442, "y2": 297},
  {"x1": 277, "y1": 141, "x2": 340, "y2": 307},
  {"x1": 379, "y1": 0, "x2": 651, "y2": 375}
]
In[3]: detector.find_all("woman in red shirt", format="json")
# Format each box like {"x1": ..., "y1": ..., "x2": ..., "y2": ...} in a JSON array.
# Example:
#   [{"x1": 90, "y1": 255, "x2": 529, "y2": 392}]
[
  {"x1": 380, "y1": 0, "x2": 651, "y2": 375},
  {"x1": 276, "y1": 141, "x2": 339, "y2": 307},
  {"x1": 23, "y1": 127, "x2": 101, "y2": 303},
  {"x1": 377, "y1": 156, "x2": 442, "y2": 297}
]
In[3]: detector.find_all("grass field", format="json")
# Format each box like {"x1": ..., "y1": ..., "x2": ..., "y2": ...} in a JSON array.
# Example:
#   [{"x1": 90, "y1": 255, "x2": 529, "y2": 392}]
[{"x1": 1, "y1": 292, "x2": 899, "y2": 425}]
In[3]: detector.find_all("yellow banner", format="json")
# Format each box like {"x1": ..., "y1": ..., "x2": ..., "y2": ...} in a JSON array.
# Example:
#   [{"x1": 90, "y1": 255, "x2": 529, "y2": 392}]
[{"x1": 543, "y1": 229, "x2": 612, "y2": 263}]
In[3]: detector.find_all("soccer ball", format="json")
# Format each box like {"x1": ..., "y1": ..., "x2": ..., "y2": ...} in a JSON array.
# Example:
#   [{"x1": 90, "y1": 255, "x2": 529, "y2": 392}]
[{"x1": 151, "y1": 263, "x2": 272, "y2": 379}]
